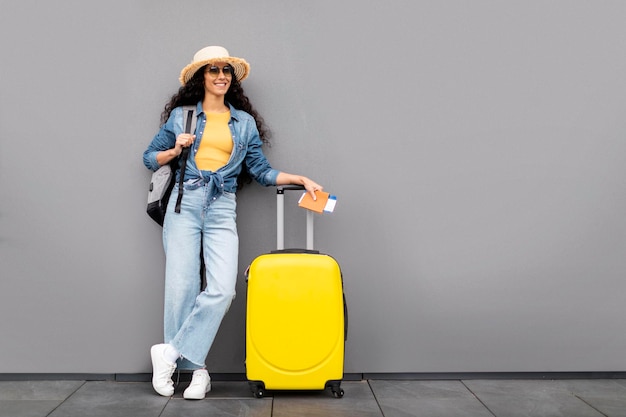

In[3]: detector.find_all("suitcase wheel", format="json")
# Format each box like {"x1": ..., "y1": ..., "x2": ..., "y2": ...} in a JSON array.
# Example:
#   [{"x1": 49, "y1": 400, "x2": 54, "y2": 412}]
[
  {"x1": 328, "y1": 381, "x2": 344, "y2": 398},
  {"x1": 249, "y1": 381, "x2": 265, "y2": 398}
]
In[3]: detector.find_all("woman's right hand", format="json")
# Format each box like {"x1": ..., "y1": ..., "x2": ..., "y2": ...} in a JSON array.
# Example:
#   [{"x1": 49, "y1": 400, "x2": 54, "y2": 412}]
[
  {"x1": 174, "y1": 133, "x2": 196, "y2": 155},
  {"x1": 156, "y1": 133, "x2": 196, "y2": 166}
]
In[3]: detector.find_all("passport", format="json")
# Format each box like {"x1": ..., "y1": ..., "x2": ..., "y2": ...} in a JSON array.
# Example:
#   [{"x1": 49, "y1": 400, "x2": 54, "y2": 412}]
[{"x1": 298, "y1": 191, "x2": 337, "y2": 213}]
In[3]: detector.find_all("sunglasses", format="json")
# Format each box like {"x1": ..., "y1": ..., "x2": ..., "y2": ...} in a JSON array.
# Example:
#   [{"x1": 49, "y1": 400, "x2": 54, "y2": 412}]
[{"x1": 205, "y1": 65, "x2": 233, "y2": 77}]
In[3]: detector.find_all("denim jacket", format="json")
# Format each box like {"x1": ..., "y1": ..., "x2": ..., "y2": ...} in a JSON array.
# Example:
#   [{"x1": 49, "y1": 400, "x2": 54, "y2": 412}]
[{"x1": 143, "y1": 102, "x2": 279, "y2": 201}]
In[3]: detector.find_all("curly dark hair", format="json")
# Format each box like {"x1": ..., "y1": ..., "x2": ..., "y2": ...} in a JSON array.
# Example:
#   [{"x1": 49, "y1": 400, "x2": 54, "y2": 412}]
[
  {"x1": 159, "y1": 64, "x2": 271, "y2": 187},
  {"x1": 160, "y1": 65, "x2": 270, "y2": 144}
]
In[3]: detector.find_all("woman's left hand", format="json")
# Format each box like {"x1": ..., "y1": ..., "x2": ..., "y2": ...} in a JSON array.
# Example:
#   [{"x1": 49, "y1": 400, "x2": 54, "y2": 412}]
[
  {"x1": 301, "y1": 177, "x2": 323, "y2": 200},
  {"x1": 276, "y1": 173, "x2": 324, "y2": 200}
]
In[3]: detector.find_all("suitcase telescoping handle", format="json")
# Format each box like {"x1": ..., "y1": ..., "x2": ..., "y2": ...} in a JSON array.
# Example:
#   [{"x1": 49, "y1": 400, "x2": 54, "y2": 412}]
[{"x1": 276, "y1": 186, "x2": 314, "y2": 251}]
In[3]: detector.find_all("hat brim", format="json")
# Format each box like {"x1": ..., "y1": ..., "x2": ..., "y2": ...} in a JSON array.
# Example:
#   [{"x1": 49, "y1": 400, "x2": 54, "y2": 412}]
[{"x1": 179, "y1": 57, "x2": 250, "y2": 85}]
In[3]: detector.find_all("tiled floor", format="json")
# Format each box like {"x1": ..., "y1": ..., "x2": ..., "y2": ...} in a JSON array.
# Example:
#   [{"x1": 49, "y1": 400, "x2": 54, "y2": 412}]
[{"x1": 1, "y1": 378, "x2": 626, "y2": 417}]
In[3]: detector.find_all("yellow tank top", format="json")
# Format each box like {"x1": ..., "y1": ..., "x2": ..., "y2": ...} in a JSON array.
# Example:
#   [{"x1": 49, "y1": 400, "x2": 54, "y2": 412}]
[{"x1": 195, "y1": 111, "x2": 233, "y2": 171}]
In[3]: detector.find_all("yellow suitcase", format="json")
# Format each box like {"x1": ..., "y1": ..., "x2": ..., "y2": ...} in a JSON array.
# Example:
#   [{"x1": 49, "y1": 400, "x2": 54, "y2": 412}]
[{"x1": 246, "y1": 186, "x2": 346, "y2": 398}]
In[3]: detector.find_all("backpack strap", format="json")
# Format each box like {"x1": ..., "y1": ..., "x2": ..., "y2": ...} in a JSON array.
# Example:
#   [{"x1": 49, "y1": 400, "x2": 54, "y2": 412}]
[{"x1": 174, "y1": 105, "x2": 197, "y2": 214}]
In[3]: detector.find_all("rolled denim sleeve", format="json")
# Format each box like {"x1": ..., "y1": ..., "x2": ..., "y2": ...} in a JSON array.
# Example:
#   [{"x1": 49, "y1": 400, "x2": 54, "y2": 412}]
[
  {"x1": 142, "y1": 108, "x2": 182, "y2": 171},
  {"x1": 244, "y1": 121, "x2": 279, "y2": 186}
]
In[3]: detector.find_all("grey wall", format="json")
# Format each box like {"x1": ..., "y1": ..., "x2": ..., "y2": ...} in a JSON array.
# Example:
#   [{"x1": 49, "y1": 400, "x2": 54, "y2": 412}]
[{"x1": 1, "y1": 0, "x2": 626, "y2": 375}]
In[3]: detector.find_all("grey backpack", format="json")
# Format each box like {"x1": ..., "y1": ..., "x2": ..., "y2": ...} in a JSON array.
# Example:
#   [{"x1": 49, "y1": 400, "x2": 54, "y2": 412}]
[{"x1": 147, "y1": 105, "x2": 197, "y2": 225}]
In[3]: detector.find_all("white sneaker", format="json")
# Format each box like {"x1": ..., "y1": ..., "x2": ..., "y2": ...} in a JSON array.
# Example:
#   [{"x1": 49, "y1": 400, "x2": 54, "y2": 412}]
[
  {"x1": 150, "y1": 344, "x2": 177, "y2": 397},
  {"x1": 183, "y1": 369, "x2": 211, "y2": 400}
]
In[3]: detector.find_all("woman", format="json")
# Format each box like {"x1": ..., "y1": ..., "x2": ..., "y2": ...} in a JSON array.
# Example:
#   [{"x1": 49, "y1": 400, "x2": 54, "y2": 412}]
[{"x1": 143, "y1": 46, "x2": 322, "y2": 399}]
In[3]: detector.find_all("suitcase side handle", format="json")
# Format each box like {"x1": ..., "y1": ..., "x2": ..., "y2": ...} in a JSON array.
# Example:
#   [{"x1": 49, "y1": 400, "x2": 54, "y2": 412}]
[{"x1": 276, "y1": 186, "x2": 314, "y2": 251}]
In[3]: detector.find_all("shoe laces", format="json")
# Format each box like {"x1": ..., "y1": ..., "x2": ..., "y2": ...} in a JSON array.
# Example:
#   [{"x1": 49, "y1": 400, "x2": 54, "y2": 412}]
[
  {"x1": 189, "y1": 370, "x2": 209, "y2": 387},
  {"x1": 156, "y1": 359, "x2": 177, "y2": 380}
]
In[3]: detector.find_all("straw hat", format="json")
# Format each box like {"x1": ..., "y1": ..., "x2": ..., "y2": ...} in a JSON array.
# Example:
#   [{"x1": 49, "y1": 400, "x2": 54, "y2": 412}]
[{"x1": 179, "y1": 46, "x2": 250, "y2": 85}]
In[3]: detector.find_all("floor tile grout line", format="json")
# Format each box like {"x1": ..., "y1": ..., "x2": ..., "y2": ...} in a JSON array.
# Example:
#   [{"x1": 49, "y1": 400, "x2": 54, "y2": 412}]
[
  {"x1": 460, "y1": 380, "x2": 497, "y2": 417},
  {"x1": 157, "y1": 396, "x2": 172, "y2": 417},
  {"x1": 45, "y1": 380, "x2": 87, "y2": 417},
  {"x1": 572, "y1": 394, "x2": 609, "y2": 417},
  {"x1": 366, "y1": 380, "x2": 387, "y2": 417}
]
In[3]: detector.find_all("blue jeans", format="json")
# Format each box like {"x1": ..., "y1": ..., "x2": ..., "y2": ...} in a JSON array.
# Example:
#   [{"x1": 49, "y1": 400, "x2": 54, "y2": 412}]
[{"x1": 162, "y1": 184, "x2": 238, "y2": 370}]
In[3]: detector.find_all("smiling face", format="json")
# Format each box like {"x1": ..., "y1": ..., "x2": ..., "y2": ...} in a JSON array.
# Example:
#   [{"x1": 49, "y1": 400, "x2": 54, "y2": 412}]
[{"x1": 203, "y1": 62, "x2": 233, "y2": 98}]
